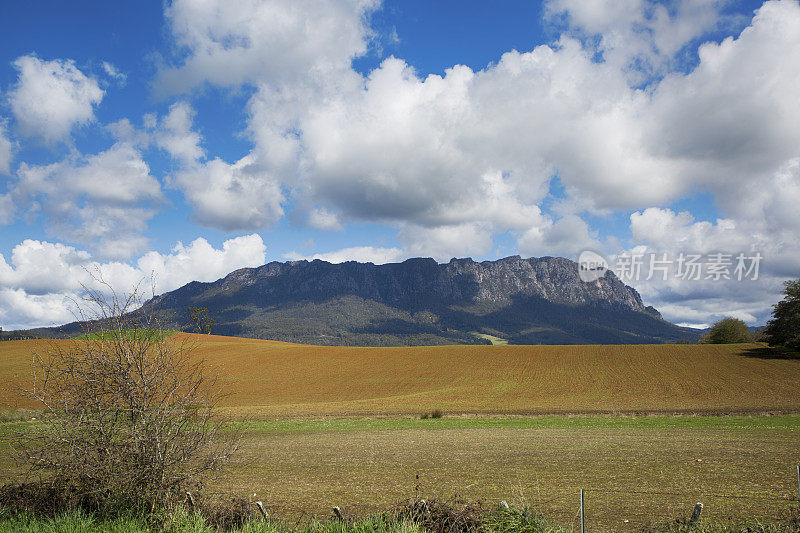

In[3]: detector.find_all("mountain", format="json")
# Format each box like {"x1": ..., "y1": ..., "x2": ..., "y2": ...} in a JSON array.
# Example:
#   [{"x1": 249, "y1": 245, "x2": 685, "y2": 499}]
[{"x1": 141, "y1": 255, "x2": 700, "y2": 346}]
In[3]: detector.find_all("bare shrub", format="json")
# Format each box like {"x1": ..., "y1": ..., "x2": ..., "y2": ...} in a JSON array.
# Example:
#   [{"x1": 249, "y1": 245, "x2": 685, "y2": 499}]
[
  {"x1": 199, "y1": 497, "x2": 257, "y2": 530},
  {"x1": 10, "y1": 278, "x2": 240, "y2": 512},
  {"x1": 386, "y1": 496, "x2": 549, "y2": 533},
  {"x1": 388, "y1": 497, "x2": 485, "y2": 533},
  {"x1": 0, "y1": 481, "x2": 72, "y2": 517}
]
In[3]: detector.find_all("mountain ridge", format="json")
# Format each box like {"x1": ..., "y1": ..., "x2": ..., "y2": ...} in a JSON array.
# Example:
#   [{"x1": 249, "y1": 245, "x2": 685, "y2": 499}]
[{"x1": 142, "y1": 254, "x2": 697, "y2": 346}]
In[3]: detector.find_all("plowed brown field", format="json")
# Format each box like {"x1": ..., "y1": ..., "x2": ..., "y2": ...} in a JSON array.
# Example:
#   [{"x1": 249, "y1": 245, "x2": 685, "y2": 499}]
[{"x1": 2, "y1": 334, "x2": 798, "y2": 417}]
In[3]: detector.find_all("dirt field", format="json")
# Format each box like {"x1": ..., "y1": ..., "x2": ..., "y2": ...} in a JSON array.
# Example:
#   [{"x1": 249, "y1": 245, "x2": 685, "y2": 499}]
[{"x1": 2, "y1": 335, "x2": 799, "y2": 416}]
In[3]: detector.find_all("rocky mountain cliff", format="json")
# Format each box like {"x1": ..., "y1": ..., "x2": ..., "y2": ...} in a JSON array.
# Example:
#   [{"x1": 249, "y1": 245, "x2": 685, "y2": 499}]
[{"x1": 145, "y1": 255, "x2": 698, "y2": 346}]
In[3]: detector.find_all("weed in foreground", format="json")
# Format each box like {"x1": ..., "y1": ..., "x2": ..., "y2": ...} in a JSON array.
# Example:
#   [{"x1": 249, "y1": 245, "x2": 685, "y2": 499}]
[
  {"x1": 643, "y1": 506, "x2": 800, "y2": 533},
  {"x1": 385, "y1": 497, "x2": 563, "y2": 533},
  {"x1": 0, "y1": 499, "x2": 797, "y2": 532},
  {"x1": 0, "y1": 508, "x2": 421, "y2": 533}
]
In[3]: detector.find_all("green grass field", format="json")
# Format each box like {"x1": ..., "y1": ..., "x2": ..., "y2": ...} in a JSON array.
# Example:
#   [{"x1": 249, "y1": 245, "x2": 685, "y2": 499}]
[
  {"x1": 471, "y1": 332, "x2": 509, "y2": 345},
  {"x1": 73, "y1": 329, "x2": 178, "y2": 342}
]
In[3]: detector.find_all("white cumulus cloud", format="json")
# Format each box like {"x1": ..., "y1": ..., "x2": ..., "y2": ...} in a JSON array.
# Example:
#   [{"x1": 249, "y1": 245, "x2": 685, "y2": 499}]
[
  {"x1": 151, "y1": 101, "x2": 204, "y2": 164},
  {"x1": 518, "y1": 214, "x2": 603, "y2": 259},
  {"x1": 11, "y1": 142, "x2": 164, "y2": 258},
  {"x1": 175, "y1": 154, "x2": 285, "y2": 231},
  {"x1": 136, "y1": 234, "x2": 267, "y2": 290},
  {"x1": 398, "y1": 223, "x2": 494, "y2": 262},
  {"x1": 148, "y1": 102, "x2": 285, "y2": 231},
  {"x1": 284, "y1": 245, "x2": 403, "y2": 264},
  {"x1": 9, "y1": 55, "x2": 104, "y2": 143},
  {"x1": 617, "y1": 207, "x2": 790, "y2": 326},
  {"x1": 545, "y1": 0, "x2": 732, "y2": 77},
  {"x1": 156, "y1": 0, "x2": 378, "y2": 94},
  {"x1": 0, "y1": 235, "x2": 267, "y2": 330}
]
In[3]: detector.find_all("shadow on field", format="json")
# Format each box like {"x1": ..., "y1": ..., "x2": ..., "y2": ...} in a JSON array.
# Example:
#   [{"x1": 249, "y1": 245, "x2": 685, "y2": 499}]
[{"x1": 739, "y1": 345, "x2": 800, "y2": 360}]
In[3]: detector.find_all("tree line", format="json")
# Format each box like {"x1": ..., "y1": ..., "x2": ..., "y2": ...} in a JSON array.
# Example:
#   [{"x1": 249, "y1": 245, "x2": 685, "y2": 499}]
[{"x1": 702, "y1": 279, "x2": 799, "y2": 351}]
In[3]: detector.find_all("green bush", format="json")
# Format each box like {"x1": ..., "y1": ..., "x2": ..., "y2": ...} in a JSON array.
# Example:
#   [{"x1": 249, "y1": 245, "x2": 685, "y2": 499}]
[{"x1": 699, "y1": 317, "x2": 753, "y2": 344}]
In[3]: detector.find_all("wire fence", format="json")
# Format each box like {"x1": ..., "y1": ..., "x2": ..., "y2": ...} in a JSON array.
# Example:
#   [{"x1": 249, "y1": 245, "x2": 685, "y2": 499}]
[
  {"x1": 520, "y1": 480, "x2": 800, "y2": 531},
  {"x1": 584, "y1": 486, "x2": 796, "y2": 502},
  {"x1": 220, "y1": 469, "x2": 800, "y2": 531}
]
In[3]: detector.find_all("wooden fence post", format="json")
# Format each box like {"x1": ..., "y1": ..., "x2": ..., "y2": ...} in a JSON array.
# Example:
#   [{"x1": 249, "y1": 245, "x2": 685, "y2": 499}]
[
  {"x1": 333, "y1": 506, "x2": 344, "y2": 521},
  {"x1": 185, "y1": 492, "x2": 196, "y2": 510},
  {"x1": 688, "y1": 502, "x2": 703, "y2": 526},
  {"x1": 255, "y1": 501, "x2": 268, "y2": 520}
]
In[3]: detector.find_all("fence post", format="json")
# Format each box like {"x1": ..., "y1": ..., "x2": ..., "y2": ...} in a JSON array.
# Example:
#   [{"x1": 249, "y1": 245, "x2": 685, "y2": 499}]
[
  {"x1": 688, "y1": 502, "x2": 703, "y2": 526},
  {"x1": 580, "y1": 489, "x2": 586, "y2": 533},
  {"x1": 796, "y1": 465, "x2": 799, "y2": 507}
]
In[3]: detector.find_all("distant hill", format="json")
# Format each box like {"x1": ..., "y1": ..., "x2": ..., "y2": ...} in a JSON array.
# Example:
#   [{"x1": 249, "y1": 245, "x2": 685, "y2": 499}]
[{"x1": 127, "y1": 255, "x2": 698, "y2": 346}]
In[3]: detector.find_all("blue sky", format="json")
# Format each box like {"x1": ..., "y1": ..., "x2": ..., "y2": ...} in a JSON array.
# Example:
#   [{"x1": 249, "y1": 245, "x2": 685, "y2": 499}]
[{"x1": 1, "y1": 0, "x2": 798, "y2": 330}]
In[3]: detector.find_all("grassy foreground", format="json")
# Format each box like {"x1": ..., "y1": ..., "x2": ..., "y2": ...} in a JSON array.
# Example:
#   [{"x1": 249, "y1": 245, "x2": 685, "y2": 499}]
[
  {"x1": 2, "y1": 335, "x2": 800, "y2": 416},
  {"x1": 0, "y1": 507, "x2": 797, "y2": 533},
  {"x1": 0, "y1": 508, "x2": 425, "y2": 533},
  {"x1": 216, "y1": 415, "x2": 800, "y2": 530},
  {"x1": 2, "y1": 415, "x2": 799, "y2": 530}
]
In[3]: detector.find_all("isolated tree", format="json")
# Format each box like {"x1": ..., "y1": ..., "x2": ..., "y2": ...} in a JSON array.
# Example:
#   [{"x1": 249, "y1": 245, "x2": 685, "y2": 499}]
[
  {"x1": 700, "y1": 317, "x2": 753, "y2": 344},
  {"x1": 764, "y1": 279, "x2": 800, "y2": 351},
  {"x1": 13, "y1": 279, "x2": 238, "y2": 510},
  {"x1": 188, "y1": 306, "x2": 215, "y2": 335}
]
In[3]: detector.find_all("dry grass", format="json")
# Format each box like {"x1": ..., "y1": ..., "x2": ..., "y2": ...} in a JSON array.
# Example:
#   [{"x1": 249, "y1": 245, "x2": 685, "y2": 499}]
[
  {"x1": 2, "y1": 335, "x2": 800, "y2": 417},
  {"x1": 215, "y1": 424, "x2": 800, "y2": 531},
  {"x1": 2, "y1": 418, "x2": 798, "y2": 530}
]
